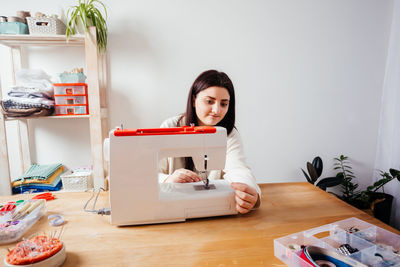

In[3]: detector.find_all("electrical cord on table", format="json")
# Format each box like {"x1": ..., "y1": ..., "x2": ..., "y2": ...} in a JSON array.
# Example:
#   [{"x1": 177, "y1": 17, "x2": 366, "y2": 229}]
[{"x1": 83, "y1": 187, "x2": 111, "y2": 215}]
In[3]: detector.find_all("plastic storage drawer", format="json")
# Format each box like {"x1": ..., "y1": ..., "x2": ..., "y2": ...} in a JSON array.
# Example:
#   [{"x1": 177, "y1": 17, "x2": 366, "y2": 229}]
[
  {"x1": 55, "y1": 95, "x2": 88, "y2": 105},
  {"x1": 53, "y1": 83, "x2": 87, "y2": 95},
  {"x1": 55, "y1": 105, "x2": 88, "y2": 116}
]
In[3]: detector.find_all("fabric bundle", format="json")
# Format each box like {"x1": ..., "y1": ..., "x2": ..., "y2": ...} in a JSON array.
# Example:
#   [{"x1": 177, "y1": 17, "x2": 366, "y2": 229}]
[
  {"x1": 1, "y1": 69, "x2": 55, "y2": 118},
  {"x1": 11, "y1": 163, "x2": 64, "y2": 194}
]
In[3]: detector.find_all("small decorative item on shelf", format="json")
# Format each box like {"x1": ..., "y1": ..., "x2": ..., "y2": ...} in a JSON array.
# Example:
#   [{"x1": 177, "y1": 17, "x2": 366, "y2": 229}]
[
  {"x1": 58, "y1": 68, "x2": 86, "y2": 83},
  {"x1": 26, "y1": 12, "x2": 66, "y2": 35},
  {"x1": 16, "y1": 11, "x2": 31, "y2": 24},
  {"x1": 53, "y1": 83, "x2": 89, "y2": 116}
]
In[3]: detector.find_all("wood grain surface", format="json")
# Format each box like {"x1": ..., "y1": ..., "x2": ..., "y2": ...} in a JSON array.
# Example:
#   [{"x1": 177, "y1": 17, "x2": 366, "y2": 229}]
[{"x1": 0, "y1": 182, "x2": 398, "y2": 266}]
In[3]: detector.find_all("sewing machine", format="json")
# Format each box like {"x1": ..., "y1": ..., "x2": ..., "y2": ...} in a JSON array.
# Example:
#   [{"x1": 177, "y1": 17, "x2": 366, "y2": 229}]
[{"x1": 105, "y1": 125, "x2": 237, "y2": 226}]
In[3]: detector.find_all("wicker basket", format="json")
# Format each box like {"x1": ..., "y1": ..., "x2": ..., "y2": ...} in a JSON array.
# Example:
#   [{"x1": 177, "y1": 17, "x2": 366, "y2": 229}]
[
  {"x1": 26, "y1": 17, "x2": 66, "y2": 35},
  {"x1": 61, "y1": 170, "x2": 92, "y2": 192}
]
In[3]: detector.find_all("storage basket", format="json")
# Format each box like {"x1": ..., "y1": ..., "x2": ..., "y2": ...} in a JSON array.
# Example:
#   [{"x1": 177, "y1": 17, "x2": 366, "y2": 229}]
[
  {"x1": 26, "y1": 17, "x2": 66, "y2": 35},
  {"x1": 0, "y1": 22, "x2": 28, "y2": 34},
  {"x1": 61, "y1": 170, "x2": 92, "y2": 192},
  {"x1": 58, "y1": 73, "x2": 87, "y2": 83}
]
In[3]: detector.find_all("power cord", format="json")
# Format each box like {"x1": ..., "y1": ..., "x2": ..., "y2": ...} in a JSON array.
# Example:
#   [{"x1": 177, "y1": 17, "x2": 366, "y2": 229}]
[{"x1": 83, "y1": 187, "x2": 111, "y2": 215}]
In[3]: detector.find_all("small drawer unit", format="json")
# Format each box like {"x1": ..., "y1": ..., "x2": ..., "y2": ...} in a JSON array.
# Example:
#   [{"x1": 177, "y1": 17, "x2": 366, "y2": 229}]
[
  {"x1": 54, "y1": 83, "x2": 87, "y2": 95},
  {"x1": 53, "y1": 83, "x2": 89, "y2": 116},
  {"x1": 55, "y1": 95, "x2": 88, "y2": 105}
]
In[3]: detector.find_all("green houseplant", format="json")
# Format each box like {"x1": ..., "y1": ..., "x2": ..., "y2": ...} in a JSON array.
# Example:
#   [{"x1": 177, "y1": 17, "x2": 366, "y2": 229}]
[
  {"x1": 334, "y1": 155, "x2": 359, "y2": 205},
  {"x1": 301, "y1": 156, "x2": 343, "y2": 191},
  {"x1": 303, "y1": 154, "x2": 400, "y2": 224},
  {"x1": 66, "y1": 0, "x2": 108, "y2": 53},
  {"x1": 332, "y1": 155, "x2": 399, "y2": 224},
  {"x1": 355, "y1": 168, "x2": 400, "y2": 224}
]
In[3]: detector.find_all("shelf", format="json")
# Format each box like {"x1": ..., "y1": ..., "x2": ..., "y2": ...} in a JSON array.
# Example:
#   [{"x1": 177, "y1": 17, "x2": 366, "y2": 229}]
[
  {"x1": 5, "y1": 115, "x2": 90, "y2": 121},
  {"x1": 0, "y1": 27, "x2": 108, "y2": 195},
  {"x1": 0, "y1": 34, "x2": 85, "y2": 47}
]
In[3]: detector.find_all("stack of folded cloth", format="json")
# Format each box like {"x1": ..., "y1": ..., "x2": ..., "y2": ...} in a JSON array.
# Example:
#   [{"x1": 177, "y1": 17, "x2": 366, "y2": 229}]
[
  {"x1": 11, "y1": 163, "x2": 64, "y2": 194},
  {"x1": 1, "y1": 69, "x2": 55, "y2": 118}
]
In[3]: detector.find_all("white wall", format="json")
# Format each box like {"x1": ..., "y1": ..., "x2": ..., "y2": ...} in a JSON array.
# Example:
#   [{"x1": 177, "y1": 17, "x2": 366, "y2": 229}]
[{"x1": 1, "y1": 0, "x2": 394, "y2": 188}]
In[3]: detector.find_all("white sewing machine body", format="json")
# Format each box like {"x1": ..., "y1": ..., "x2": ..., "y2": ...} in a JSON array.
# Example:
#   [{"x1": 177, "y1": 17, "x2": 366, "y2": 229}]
[{"x1": 106, "y1": 126, "x2": 237, "y2": 226}]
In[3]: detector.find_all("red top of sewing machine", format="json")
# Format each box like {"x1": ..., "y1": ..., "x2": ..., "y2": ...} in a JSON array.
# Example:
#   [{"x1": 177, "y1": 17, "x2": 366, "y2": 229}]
[{"x1": 114, "y1": 126, "x2": 217, "y2": 136}]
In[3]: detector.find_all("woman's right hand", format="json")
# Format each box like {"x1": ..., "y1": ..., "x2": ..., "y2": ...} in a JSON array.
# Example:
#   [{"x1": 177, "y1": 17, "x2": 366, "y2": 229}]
[{"x1": 164, "y1": 169, "x2": 202, "y2": 183}]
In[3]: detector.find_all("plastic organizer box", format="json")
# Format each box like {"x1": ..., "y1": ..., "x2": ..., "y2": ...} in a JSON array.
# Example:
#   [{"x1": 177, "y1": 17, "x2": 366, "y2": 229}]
[
  {"x1": 26, "y1": 17, "x2": 66, "y2": 35},
  {"x1": 53, "y1": 83, "x2": 89, "y2": 116},
  {"x1": 274, "y1": 217, "x2": 400, "y2": 266},
  {"x1": 0, "y1": 199, "x2": 46, "y2": 245}
]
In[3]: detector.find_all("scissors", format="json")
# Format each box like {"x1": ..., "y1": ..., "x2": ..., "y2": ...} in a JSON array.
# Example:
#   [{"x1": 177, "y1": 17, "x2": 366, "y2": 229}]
[{"x1": 32, "y1": 192, "x2": 55, "y2": 201}]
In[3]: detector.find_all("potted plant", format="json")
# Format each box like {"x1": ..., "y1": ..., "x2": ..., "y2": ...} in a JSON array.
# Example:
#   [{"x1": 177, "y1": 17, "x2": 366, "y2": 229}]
[
  {"x1": 334, "y1": 155, "x2": 360, "y2": 206},
  {"x1": 301, "y1": 156, "x2": 343, "y2": 191},
  {"x1": 355, "y1": 168, "x2": 400, "y2": 224},
  {"x1": 66, "y1": 0, "x2": 108, "y2": 53}
]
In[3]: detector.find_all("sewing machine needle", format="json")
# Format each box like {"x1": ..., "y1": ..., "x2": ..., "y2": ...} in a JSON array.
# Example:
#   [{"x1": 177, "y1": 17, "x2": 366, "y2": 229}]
[{"x1": 203, "y1": 155, "x2": 209, "y2": 189}]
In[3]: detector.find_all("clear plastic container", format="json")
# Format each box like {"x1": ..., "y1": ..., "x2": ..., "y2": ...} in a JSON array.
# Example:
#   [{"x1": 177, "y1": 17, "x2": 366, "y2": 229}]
[
  {"x1": 55, "y1": 105, "x2": 88, "y2": 116},
  {"x1": 274, "y1": 231, "x2": 325, "y2": 265},
  {"x1": 53, "y1": 83, "x2": 87, "y2": 95},
  {"x1": 55, "y1": 95, "x2": 88, "y2": 105},
  {"x1": 330, "y1": 217, "x2": 375, "y2": 234},
  {"x1": 321, "y1": 231, "x2": 374, "y2": 253},
  {"x1": 354, "y1": 226, "x2": 400, "y2": 255},
  {"x1": 0, "y1": 199, "x2": 46, "y2": 244},
  {"x1": 274, "y1": 217, "x2": 400, "y2": 266},
  {"x1": 351, "y1": 246, "x2": 400, "y2": 267}
]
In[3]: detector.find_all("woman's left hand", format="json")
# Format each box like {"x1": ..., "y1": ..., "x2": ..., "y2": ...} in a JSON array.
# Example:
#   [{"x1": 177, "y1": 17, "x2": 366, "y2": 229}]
[{"x1": 230, "y1": 182, "x2": 259, "y2": 214}]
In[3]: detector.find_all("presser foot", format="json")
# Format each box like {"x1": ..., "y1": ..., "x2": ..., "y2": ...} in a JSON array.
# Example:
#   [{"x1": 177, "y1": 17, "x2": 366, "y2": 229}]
[{"x1": 194, "y1": 179, "x2": 216, "y2": 191}]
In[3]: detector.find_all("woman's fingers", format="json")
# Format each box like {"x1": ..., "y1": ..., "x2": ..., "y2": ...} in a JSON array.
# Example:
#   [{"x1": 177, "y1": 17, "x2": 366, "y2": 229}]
[
  {"x1": 235, "y1": 195, "x2": 253, "y2": 210},
  {"x1": 236, "y1": 203, "x2": 250, "y2": 214},
  {"x1": 231, "y1": 182, "x2": 257, "y2": 197},
  {"x1": 173, "y1": 169, "x2": 201, "y2": 183},
  {"x1": 231, "y1": 182, "x2": 258, "y2": 213},
  {"x1": 234, "y1": 189, "x2": 257, "y2": 203}
]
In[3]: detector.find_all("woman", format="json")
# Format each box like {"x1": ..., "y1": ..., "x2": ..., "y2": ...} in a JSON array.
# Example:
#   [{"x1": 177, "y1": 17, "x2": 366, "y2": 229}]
[{"x1": 159, "y1": 70, "x2": 260, "y2": 214}]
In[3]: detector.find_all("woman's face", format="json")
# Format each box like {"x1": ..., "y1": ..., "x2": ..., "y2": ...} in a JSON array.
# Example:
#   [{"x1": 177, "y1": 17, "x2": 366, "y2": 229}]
[{"x1": 194, "y1": 86, "x2": 230, "y2": 126}]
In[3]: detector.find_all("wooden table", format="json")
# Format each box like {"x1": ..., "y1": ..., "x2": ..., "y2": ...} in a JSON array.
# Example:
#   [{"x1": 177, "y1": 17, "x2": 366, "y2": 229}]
[{"x1": 0, "y1": 182, "x2": 399, "y2": 266}]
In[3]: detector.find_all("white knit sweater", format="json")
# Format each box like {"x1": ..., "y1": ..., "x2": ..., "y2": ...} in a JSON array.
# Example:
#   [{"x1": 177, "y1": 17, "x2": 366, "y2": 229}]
[{"x1": 158, "y1": 115, "x2": 261, "y2": 200}]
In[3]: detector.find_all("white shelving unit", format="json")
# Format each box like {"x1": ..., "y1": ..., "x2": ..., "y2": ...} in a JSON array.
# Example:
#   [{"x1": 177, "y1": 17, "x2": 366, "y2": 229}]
[{"x1": 0, "y1": 27, "x2": 109, "y2": 195}]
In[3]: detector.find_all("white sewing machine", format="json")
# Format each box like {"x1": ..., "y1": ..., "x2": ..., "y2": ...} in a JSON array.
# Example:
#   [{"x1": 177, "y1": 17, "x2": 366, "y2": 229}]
[{"x1": 105, "y1": 125, "x2": 237, "y2": 226}]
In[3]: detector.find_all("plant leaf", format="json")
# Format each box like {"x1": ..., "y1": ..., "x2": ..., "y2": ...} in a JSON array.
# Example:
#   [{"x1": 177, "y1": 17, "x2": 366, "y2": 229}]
[
  {"x1": 307, "y1": 162, "x2": 319, "y2": 183},
  {"x1": 302, "y1": 168, "x2": 312, "y2": 184},
  {"x1": 389, "y1": 168, "x2": 400, "y2": 178},
  {"x1": 312, "y1": 156, "x2": 323, "y2": 178},
  {"x1": 316, "y1": 177, "x2": 344, "y2": 191}
]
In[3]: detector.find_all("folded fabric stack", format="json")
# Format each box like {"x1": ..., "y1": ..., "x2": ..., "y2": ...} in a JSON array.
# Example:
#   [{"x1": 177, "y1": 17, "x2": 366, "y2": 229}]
[
  {"x1": 1, "y1": 69, "x2": 55, "y2": 118},
  {"x1": 11, "y1": 163, "x2": 64, "y2": 194}
]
